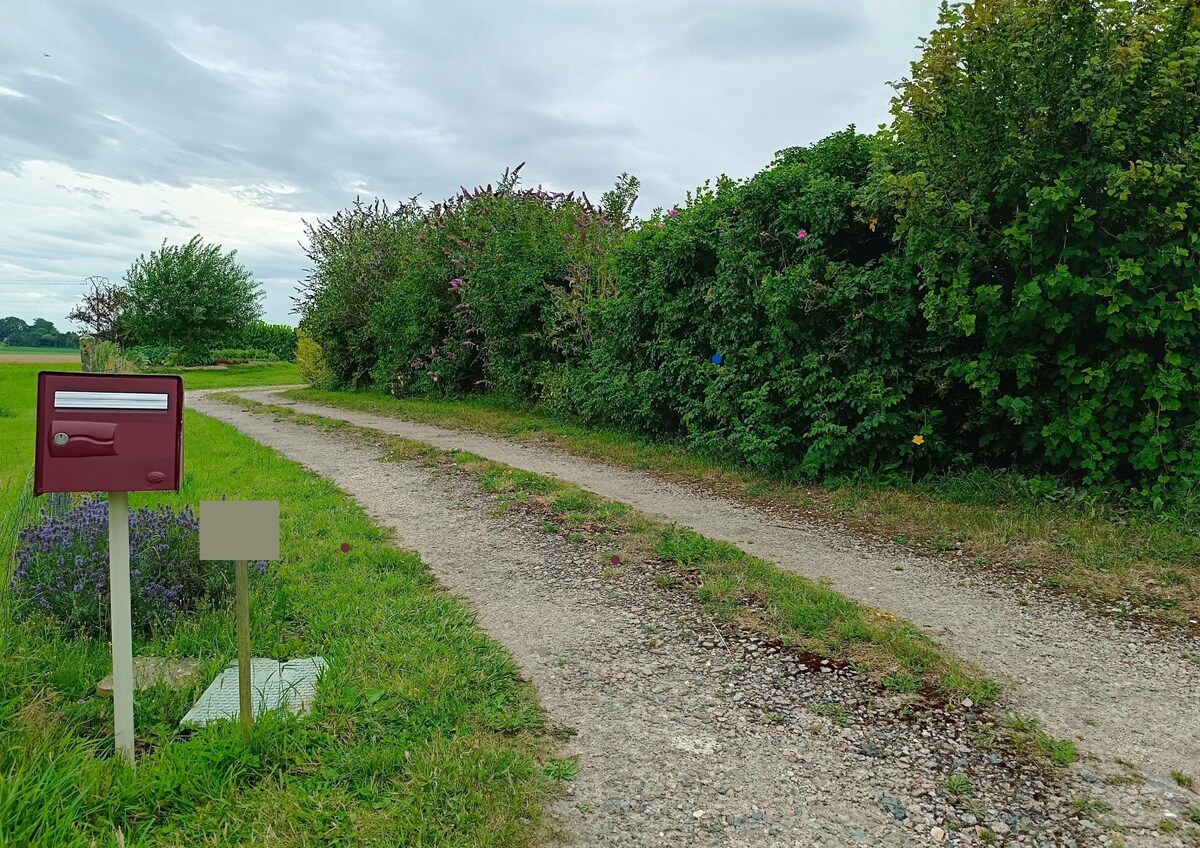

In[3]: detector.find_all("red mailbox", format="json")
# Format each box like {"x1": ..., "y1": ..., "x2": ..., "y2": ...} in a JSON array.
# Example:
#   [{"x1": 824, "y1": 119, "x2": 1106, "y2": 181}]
[{"x1": 35, "y1": 371, "x2": 184, "y2": 495}]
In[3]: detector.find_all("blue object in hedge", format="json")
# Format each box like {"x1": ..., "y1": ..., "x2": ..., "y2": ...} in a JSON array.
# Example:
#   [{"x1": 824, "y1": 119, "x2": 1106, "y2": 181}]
[{"x1": 711, "y1": 353, "x2": 723, "y2": 365}]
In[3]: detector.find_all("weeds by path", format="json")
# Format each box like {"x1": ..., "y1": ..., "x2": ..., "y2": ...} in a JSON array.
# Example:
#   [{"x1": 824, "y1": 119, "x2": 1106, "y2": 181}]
[{"x1": 280, "y1": 388, "x2": 1200, "y2": 630}]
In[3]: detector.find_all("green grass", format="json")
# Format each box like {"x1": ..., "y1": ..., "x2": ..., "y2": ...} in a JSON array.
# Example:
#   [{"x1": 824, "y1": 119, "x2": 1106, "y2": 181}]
[
  {"x1": 1068, "y1": 796, "x2": 1113, "y2": 816},
  {"x1": 0, "y1": 364, "x2": 554, "y2": 846},
  {"x1": 280, "y1": 388, "x2": 1200, "y2": 627},
  {"x1": 0, "y1": 345, "x2": 79, "y2": 355},
  {"x1": 216, "y1": 393, "x2": 1000, "y2": 707},
  {"x1": 1001, "y1": 714, "x2": 1078, "y2": 767},
  {"x1": 811, "y1": 703, "x2": 850, "y2": 726},
  {"x1": 0, "y1": 365, "x2": 71, "y2": 536},
  {"x1": 944, "y1": 773, "x2": 973, "y2": 796},
  {"x1": 149, "y1": 361, "x2": 303, "y2": 389}
]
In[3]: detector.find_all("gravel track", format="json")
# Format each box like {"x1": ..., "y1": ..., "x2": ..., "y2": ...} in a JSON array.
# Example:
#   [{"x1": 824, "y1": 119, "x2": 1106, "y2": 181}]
[
  {"x1": 225, "y1": 389, "x2": 1197, "y2": 781},
  {"x1": 191, "y1": 390, "x2": 1200, "y2": 846}
]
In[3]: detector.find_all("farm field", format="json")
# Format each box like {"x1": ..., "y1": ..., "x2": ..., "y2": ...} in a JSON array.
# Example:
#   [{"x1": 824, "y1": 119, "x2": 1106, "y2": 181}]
[
  {"x1": 0, "y1": 362, "x2": 553, "y2": 846},
  {"x1": 0, "y1": 345, "x2": 80, "y2": 363},
  {"x1": 0, "y1": 346, "x2": 79, "y2": 355}
]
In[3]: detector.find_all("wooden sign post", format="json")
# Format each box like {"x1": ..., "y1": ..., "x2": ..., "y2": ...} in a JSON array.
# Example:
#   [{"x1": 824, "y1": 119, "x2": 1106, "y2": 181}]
[{"x1": 199, "y1": 501, "x2": 280, "y2": 742}]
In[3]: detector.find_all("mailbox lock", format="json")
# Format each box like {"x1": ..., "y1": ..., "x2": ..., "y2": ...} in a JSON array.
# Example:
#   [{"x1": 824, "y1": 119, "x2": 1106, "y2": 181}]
[{"x1": 52, "y1": 432, "x2": 69, "y2": 446}]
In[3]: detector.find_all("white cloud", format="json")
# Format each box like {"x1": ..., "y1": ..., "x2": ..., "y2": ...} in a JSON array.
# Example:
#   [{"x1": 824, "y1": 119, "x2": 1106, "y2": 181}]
[
  {"x1": 0, "y1": 0, "x2": 944, "y2": 331},
  {"x1": 0, "y1": 161, "x2": 317, "y2": 327}
]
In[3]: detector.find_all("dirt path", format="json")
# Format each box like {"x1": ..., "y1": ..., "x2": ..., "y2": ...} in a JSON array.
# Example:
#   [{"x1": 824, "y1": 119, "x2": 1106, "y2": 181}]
[
  {"x1": 210, "y1": 389, "x2": 1198, "y2": 789},
  {"x1": 190, "y1": 389, "x2": 1199, "y2": 845}
]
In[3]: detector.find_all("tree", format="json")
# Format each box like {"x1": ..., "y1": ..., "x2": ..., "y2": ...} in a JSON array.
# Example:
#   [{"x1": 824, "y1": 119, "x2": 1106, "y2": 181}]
[
  {"x1": 0, "y1": 316, "x2": 78, "y2": 348},
  {"x1": 124, "y1": 236, "x2": 262, "y2": 357},
  {"x1": 67, "y1": 276, "x2": 133, "y2": 345}
]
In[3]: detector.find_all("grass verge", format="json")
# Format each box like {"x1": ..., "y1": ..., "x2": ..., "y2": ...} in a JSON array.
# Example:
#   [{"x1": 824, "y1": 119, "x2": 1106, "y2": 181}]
[
  {"x1": 280, "y1": 388, "x2": 1200, "y2": 629},
  {"x1": 217, "y1": 393, "x2": 1000, "y2": 708},
  {"x1": 1, "y1": 365, "x2": 554, "y2": 847},
  {"x1": 149, "y1": 361, "x2": 303, "y2": 389}
]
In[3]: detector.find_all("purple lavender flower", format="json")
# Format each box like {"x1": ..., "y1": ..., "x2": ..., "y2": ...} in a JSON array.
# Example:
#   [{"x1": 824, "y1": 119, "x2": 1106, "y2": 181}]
[{"x1": 11, "y1": 496, "x2": 270, "y2": 639}]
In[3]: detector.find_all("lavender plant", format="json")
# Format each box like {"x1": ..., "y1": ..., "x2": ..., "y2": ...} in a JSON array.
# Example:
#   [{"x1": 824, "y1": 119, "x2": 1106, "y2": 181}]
[{"x1": 11, "y1": 496, "x2": 263, "y2": 638}]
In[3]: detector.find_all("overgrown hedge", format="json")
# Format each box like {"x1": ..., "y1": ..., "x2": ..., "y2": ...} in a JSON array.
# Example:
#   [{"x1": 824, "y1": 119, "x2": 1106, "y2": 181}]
[{"x1": 295, "y1": 0, "x2": 1200, "y2": 507}]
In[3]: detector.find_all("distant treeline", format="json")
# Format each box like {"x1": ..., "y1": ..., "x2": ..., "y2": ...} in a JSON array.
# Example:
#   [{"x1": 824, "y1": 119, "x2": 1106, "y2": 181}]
[{"x1": 0, "y1": 317, "x2": 79, "y2": 349}]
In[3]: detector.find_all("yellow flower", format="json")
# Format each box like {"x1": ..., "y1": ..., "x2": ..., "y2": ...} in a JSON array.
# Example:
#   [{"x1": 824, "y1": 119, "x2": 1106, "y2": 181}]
[
  {"x1": 869, "y1": 217, "x2": 878, "y2": 232},
  {"x1": 912, "y1": 435, "x2": 925, "y2": 445}
]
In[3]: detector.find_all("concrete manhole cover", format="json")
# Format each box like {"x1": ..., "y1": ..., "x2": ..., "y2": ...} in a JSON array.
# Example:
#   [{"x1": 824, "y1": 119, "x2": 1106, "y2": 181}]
[{"x1": 180, "y1": 656, "x2": 327, "y2": 728}]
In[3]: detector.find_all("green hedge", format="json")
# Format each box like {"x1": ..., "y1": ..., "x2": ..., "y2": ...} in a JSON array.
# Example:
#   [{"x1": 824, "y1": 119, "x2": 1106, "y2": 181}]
[
  {"x1": 294, "y1": 0, "x2": 1200, "y2": 507},
  {"x1": 237, "y1": 322, "x2": 297, "y2": 362}
]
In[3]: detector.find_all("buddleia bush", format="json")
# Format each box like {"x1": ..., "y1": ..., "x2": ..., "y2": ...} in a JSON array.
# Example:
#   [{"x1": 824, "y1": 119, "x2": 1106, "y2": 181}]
[
  {"x1": 298, "y1": 167, "x2": 631, "y2": 402},
  {"x1": 297, "y1": 198, "x2": 426, "y2": 389},
  {"x1": 575, "y1": 129, "x2": 945, "y2": 475}
]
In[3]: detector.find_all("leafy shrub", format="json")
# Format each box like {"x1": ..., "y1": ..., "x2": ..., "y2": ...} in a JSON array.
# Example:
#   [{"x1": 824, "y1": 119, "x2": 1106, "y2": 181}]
[
  {"x1": 210, "y1": 348, "x2": 279, "y2": 364},
  {"x1": 889, "y1": 0, "x2": 1200, "y2": 503},
  {"x1": 238, "y1": 321, "x2": 297, "y2": 361},
  {"x1": 10, "y1": 496, "x2": 264, "y2": 638},
  {"x1": 576, "y1": 129, "x2": 941, "y2": 475},
  {"x1": 124, "y1": 344, "x2": 174, "y2": 368},
  {"x1": 127, "y1": 338, "x2": 289, "y2": 369},
  {"x1": 165, "y1": 349, "x2": 218, "y2": 367},
  {"x1": 295, "y1": 327, "x2": 331, "y2": 386}
]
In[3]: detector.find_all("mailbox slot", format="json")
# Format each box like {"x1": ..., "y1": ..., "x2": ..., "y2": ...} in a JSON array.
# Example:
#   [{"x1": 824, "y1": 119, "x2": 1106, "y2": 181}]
[{"x1": 54, "y1": 390, "x2": 170, "y2": 410}]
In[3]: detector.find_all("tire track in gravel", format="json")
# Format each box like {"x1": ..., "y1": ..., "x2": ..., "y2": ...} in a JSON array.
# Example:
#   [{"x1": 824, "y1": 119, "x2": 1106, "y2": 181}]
[
  {"x1": 204, "y1": 388, "x2": 1199, "y2": 791},
  {"x1": 191, "y1": 394, "x2": 922, "y2": 846},
  {"x1": 188, "y1": 393, "x2": 1183, "y2": 848}
]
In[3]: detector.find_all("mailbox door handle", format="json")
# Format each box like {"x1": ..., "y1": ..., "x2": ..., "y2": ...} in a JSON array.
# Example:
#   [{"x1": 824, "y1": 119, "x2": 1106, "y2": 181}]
[{"x1": 48, "y1": 420, "x2": 118, "y2": 457}]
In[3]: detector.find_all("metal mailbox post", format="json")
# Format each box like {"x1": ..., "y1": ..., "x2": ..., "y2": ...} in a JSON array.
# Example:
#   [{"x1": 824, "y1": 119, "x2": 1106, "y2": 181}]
[{"x1": 35, "y1": 371, "x2": 185, "y2": 765}]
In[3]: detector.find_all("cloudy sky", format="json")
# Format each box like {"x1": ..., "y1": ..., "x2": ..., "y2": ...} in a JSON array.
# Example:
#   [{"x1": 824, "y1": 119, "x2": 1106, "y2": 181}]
[{"x1": 0, "y1": 1, "x2": 942, "y2": 332}]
